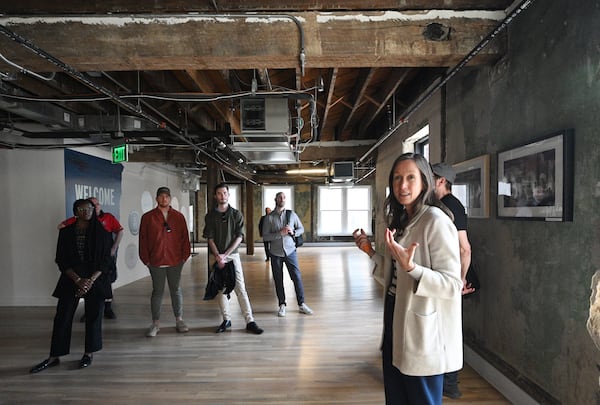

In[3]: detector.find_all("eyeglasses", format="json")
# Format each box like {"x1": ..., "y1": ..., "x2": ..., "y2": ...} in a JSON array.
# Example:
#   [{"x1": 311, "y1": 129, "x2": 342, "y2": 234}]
[{"x1": 164, "y1": 222, "x2": 172, "y2": 233}]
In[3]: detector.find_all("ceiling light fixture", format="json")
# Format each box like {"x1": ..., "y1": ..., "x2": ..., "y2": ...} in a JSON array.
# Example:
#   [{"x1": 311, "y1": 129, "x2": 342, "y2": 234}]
[{"x1": 286, "y1": 168, "x2": 328, "y2": 175}]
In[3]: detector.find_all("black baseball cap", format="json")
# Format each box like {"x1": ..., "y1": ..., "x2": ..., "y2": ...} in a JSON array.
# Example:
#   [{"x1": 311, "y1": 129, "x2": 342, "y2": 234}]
[{"x1": 156, "y1": 186, "x2": 171, "y2": 196}]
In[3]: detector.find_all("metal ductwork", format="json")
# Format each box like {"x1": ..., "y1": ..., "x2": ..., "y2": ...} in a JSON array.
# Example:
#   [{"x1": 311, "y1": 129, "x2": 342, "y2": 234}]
[
  {"x1": 0, "y1": 96, "x2": 75, "y2": 131},
  {"x1": 230, "y1": 96, "x2": 298, "y2": 164},
  {"x1": 0, "y1": 95, "x2": 157, "y2": 137}
]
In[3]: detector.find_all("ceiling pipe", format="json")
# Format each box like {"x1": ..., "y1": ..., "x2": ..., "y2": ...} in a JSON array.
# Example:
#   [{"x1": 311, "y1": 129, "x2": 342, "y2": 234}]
[
  {"x1": 0, "y1": 22, "x2": 259, "y2": 184},
  {"x1": 0, "y1": 24, "x2": 158, "y2": 125},
  {"x1": 358, "y1": 0, "x2": 536, "y2": 164}
]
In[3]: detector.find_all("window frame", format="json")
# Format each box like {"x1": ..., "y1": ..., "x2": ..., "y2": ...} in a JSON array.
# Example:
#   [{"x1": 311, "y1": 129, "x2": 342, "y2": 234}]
[
  {"x1": 262, "y1": 185, "x2": 294, "y2": 212},
  {"x1": 317, "y1": 185, "x2": 372, "y2": 237}
]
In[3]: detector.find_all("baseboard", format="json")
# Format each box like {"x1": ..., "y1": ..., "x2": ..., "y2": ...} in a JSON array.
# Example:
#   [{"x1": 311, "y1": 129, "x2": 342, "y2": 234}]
[{"x1": 464, "y1": 345, "x2": 539, "y2": 405}]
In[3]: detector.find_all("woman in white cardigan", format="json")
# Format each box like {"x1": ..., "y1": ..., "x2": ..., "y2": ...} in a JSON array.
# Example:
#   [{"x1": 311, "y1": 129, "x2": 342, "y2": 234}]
[{"x1": 353, "y1": 153, "x2": 462, "y2": 405}]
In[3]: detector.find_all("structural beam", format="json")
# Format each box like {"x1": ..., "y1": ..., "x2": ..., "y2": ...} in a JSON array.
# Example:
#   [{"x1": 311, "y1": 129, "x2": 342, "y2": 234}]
[{"x1": 0, "y1": 11, "x2": 505, "y2": 72}]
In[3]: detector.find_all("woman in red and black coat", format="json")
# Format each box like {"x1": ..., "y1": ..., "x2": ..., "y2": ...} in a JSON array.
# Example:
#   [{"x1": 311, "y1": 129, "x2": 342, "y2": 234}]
[{"x1": 30, "y1": 199, "x2": 112, "y2": 373}]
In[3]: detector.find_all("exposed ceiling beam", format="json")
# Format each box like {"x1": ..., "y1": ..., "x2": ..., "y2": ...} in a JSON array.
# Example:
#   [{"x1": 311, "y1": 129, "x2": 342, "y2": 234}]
[
  {"x1": 318, "y1": 68, "x2": 337, "y2": 142},
  {"x1": 1, "y1": 1, "x2": 512, "y2": 14},
  {"x1": 0, "y1": 12, "x2": 505, "y2": 72}
]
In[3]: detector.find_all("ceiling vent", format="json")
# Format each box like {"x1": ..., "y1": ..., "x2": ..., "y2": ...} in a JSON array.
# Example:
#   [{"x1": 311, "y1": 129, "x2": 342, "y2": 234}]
[{"x1": 230, "y1": 97, "x2": 298, "y2": 164}]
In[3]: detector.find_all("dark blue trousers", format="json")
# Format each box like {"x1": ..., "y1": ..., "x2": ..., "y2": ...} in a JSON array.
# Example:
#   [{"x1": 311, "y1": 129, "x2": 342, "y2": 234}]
[
  {"x1": 382, "y1": 294, "x2": 443, "y2": 405},
  {"x1": 270, "y1": 250, "x2": 305, "y2": 306}
]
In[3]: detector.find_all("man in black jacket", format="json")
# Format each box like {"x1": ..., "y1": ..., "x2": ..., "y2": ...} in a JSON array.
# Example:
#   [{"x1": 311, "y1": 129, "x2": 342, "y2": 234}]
[{"x1": 432, "y1": 162, "x2": 475, "y2": 399}]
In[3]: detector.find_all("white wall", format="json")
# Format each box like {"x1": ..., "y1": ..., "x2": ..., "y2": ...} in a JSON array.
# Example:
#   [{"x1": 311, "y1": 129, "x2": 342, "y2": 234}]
[
  {"x1": 0, "y1": 147, "x2": 188, "y2": 306},
  {"x1": 115, "y1": 160, "x2": 190, "y2": 289}
]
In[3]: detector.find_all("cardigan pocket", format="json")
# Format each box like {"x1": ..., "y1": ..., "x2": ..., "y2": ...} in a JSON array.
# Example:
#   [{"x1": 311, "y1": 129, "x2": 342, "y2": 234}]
[{"x1": 404, "y1": 309, "x2": 443, "y2": 356}]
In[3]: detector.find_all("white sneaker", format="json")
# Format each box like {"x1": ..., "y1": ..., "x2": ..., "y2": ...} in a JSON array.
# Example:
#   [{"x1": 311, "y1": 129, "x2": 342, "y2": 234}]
[
  {"x1": 278, "y1": 304, "x2": 286, "y2": 317},
  {"x1": 299, "y1": 303, "x2": 313, "y2": 315},
  {"x1": 176, "y1": 320, "x2": 189, "y2": 333},
  {"x1": 145, "y1": 324, "x2": 160, "y2": 337}
]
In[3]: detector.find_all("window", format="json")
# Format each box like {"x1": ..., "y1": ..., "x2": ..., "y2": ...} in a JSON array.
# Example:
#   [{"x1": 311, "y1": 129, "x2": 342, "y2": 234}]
[
  {"x1": 415, "y1": 136, "x2": 429, "y2": 161},
  {"x1": 227, "y1": 185, "x2": 240, "y2": 209},
  {"x1": 318, "y1": 185, "x2": 372, "y2": 236},
  {"x1": 262, "y1": 185, "x2": 294, "y2": 211},
  {"x1": 403, "y1": 124, "x2": 430, "y2": 161}
]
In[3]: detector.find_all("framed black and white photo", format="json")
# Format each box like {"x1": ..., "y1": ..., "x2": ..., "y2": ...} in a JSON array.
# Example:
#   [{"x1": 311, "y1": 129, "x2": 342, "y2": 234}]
[
  {"x1": 452, "y1": 154, "x2": 490, "y2": 218},
  {"x1": 497, "y1": 129, "x2": 574, "y2": 221}
]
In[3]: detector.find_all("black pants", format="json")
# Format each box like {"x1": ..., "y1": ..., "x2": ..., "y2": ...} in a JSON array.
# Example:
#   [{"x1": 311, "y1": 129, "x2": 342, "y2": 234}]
[
  {"x1": 50, "y1": 293, "x2": 104, "y2": 357},
  {"x1": 263, "y1": 240, "x2": 270, "y2": 258}
]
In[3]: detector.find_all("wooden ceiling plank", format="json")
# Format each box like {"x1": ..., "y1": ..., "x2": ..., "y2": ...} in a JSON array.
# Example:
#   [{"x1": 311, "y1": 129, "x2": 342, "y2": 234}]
[
  {"x1": 1, "y1": 1, "x2": 515, "y2": 14},
  {"x1": 363, "y1": 94, "x2": 381, "y2": 108},
  {"x1": 257, "y1": 68, "x2": 273, "y2": 91},
  {"x1": 182, "y1": 69, "x2": 241, "y2": 134},
  {"x1": 358, "y1": 68, "x2": 411, "y2": 136},
  {"x1": 338, "y1": 68, "x2": 376, "y2": 139},
  {"x1": 318, "y1": 67, "x2": 337, "y2": 142},
  {"x1": 0, "y1": 13, "x2": 505, "y2": 72}
]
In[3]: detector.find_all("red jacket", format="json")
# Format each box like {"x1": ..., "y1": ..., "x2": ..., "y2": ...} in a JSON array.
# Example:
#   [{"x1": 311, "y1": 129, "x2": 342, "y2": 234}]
[{"x1": 139, "y1": 206, "x2": 190, "y2": 267}]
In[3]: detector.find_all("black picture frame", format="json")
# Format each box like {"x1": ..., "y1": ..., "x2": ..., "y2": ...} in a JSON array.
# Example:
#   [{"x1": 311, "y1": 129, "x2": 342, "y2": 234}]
[
  {"x1": 453, "y1": 154, "x2": 490, "y2": 219},
  {"x1": 497, "y1": 129, "x2": 574, "y2": 221}
]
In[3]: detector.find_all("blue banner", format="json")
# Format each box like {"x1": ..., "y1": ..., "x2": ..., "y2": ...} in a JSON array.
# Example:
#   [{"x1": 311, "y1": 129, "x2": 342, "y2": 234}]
[{"x1": 64, "y1": 149, "x2": 123, "y2": 220}]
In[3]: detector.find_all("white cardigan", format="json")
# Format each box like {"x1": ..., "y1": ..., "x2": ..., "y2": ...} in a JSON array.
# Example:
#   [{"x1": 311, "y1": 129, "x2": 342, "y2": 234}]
[{"x1": 371, "y1": 204, "x2": 463, "y2": 376}]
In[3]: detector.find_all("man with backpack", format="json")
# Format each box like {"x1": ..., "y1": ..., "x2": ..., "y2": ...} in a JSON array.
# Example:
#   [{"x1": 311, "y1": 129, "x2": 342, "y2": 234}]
[{"x1": 262, "y1": 192, "x2": 313, "y2": 317}]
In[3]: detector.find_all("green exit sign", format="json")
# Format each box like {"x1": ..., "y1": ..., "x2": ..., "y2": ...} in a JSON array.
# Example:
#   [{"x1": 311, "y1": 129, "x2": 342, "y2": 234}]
[{"x1": 112, "y1": 144, "x2": 128, "y2": 163}]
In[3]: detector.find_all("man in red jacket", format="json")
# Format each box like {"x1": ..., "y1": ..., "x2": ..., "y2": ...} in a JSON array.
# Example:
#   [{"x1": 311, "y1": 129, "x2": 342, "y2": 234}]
[{"x1": 139, "y1": 186, "x2": 191, "y2": 337}]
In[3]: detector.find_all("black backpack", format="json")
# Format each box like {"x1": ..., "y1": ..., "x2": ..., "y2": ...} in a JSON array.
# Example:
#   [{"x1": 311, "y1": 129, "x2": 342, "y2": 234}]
[{"x1": 285, "y1": 210, "x2": 304, "y2": 247}]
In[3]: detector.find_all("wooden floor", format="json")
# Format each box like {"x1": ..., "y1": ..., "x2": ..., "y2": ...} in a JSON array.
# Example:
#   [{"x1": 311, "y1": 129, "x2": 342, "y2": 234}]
[{"x1": 0, "y1": 246, "x2": 509, "y2": 404}]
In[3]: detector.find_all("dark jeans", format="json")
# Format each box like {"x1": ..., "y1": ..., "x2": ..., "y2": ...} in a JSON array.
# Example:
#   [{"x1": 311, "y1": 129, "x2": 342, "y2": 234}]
[
  {"x1": 50, "y1": 294, "x2": 104, "y2": 357},
  {"x1": 263, "y1": 240, "x2": 270, "y2": 258},
  {"x1": 382, "y1": 294, "x2": 443, "y2": 405},
  {"x1": 444, "y1": 370, "x2": 459, "y2": 388},
  {"x1": 270, "y1": 250, "x2": 305, "y2": 306}
]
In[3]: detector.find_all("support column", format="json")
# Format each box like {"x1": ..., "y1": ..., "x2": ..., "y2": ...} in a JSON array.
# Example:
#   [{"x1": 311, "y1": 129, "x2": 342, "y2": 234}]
[{"x1": 246, "y1": 182, "x2": 255, "y2": 255}]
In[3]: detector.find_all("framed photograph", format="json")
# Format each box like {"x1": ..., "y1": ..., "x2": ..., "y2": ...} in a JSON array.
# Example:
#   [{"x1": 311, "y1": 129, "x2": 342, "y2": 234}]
[
  {"x1": 497, "y1": 129, "x2": 574, "y2": 221},
  {"x1": 452, "y1": 154, "x2": 490, "y2": 218}
]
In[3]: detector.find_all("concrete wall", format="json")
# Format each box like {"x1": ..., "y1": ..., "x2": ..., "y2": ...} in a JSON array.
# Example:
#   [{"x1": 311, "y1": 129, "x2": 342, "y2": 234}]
[
  {"x1": 377, "y1": 1, "x2": 600, "y2": 403},
  {"x1": 0, "y1": 147, "x2": 189, "y2": 306},
  {"x1": 373, "y1": 2, "x2": 600, "y2": 402},
  {"x1": 447, "y1": 2, "x2": 600, "y2": 403}
]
